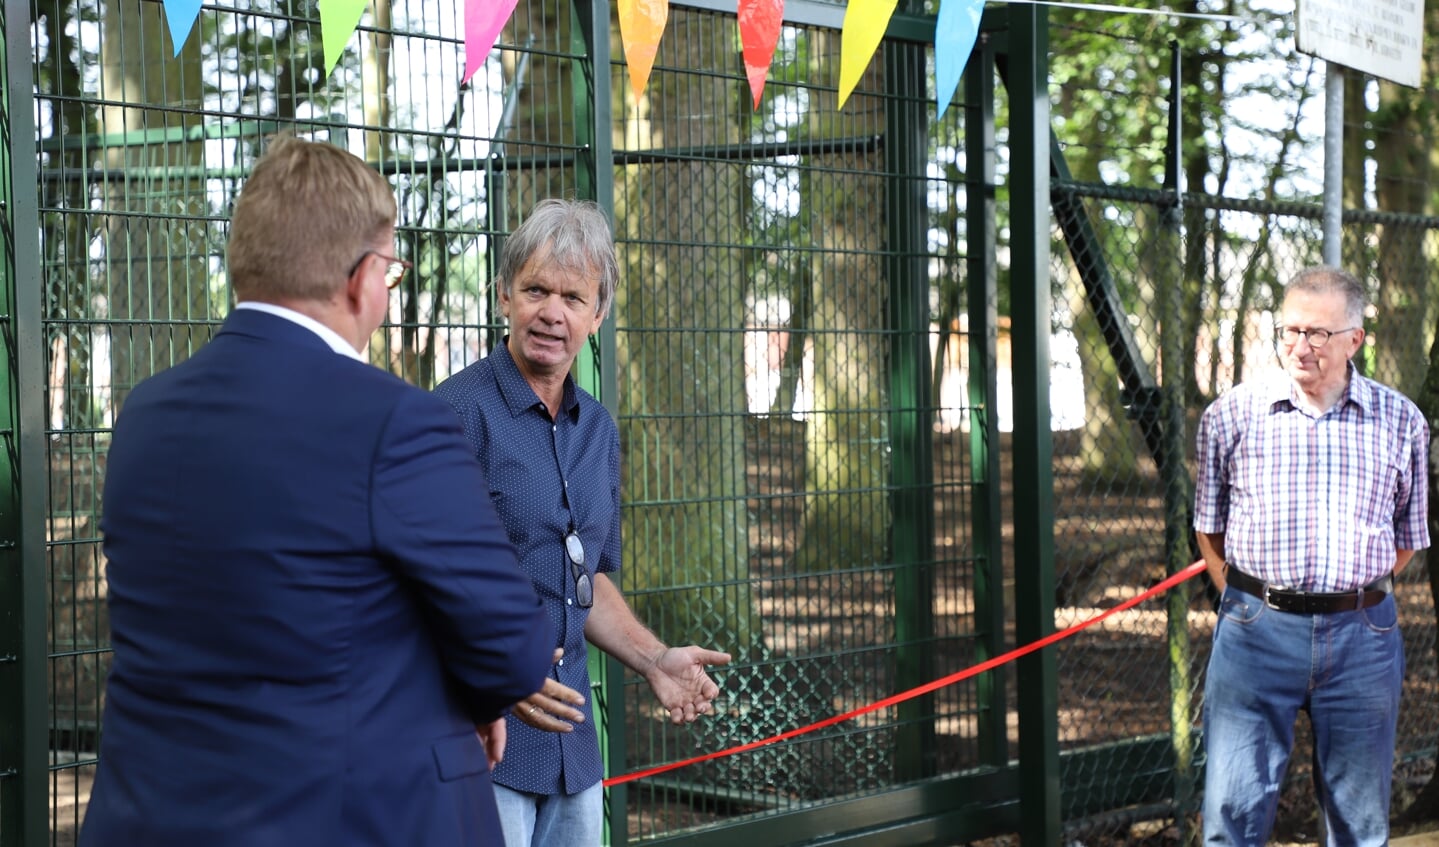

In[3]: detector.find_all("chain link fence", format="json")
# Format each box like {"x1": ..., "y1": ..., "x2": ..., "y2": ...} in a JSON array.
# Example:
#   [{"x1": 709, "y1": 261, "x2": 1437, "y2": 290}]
[
  {"x1": 1047, "y1": 181, "x2": 1439, "y2": 842},
  {"x1": 1045, "y1": 2, "x2": 1439, "y2": 834}
]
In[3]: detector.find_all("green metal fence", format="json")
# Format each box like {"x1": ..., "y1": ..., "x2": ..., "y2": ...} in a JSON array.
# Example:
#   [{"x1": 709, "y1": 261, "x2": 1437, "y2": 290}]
[
  {"x1": 1042, "y1": 15, "x2": 1439, "y2": 839},
  {"x1": 3, "y1": 2, "x2": 1437, "y2": 847},
  {"x1": 1048, "y1": 177, "x2": 1439, "y2": 842}
]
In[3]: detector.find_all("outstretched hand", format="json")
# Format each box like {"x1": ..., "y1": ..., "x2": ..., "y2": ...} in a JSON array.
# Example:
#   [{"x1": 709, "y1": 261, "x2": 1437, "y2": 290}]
[{"x1": 645, "y1": 646, "x2": 732, "y2": 725}]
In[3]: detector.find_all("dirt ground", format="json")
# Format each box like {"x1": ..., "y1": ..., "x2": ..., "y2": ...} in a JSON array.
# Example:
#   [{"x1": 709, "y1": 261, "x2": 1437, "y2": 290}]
[
  {"x1": 989, "y1": 425, "x2": 1439, "y2": 846},
  {"x1": 615, "y1": 418, "x2": 1439, "y2": 845}
]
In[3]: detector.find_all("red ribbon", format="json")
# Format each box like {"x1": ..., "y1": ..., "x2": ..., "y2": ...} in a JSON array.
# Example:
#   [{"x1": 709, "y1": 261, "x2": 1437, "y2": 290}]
[{"x1": 604, "y1": 560, "x2": 1207, "y2": 787}]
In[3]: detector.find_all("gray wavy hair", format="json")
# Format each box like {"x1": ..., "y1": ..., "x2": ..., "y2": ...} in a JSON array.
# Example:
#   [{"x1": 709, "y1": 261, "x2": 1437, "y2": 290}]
[
  {"x1": 1285, "y1": 266, "x2": 1366, "y2": 327},
  {"x1": 498, "y1": 199, "x2": 619, "y2": 318}
]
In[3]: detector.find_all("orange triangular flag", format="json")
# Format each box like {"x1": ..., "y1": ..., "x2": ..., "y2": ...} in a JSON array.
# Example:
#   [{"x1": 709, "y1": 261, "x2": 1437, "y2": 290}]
[{"x1": 618, "y1": 0, "x2": 668, "y2": 99}]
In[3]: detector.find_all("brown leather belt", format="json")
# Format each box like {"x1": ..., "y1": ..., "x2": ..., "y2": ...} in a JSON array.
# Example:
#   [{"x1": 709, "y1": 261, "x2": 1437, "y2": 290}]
[{"x1": 1226, "y1": 566, "x2": 1393, "y2": 614}]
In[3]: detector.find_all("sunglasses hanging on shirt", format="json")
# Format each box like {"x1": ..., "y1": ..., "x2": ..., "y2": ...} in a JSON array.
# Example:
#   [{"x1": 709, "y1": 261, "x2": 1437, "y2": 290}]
[{"x1": 565, "y1": 528, "x2": 593, "y2": 608}]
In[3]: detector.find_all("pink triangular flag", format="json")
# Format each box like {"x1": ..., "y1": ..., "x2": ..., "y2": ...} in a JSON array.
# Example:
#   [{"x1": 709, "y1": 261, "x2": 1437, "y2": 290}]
[{"x1": 463, "y1": 0, "x2": 521, "y2": 85}]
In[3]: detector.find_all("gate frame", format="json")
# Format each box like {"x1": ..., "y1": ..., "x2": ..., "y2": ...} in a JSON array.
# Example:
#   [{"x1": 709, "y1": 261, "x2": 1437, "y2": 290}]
[
  {"x1": 0, "y1": 2, "x2": 1070, "y2": 846},
  {"x1": 0, "y1": 0, "x2": 54, "y2": 842}
]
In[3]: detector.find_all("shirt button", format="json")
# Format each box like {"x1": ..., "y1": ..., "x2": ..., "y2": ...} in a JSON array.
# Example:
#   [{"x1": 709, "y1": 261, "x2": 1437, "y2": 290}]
[
  {"x1": 558, "y1": 659, "x2": 565, "y2": 666},
  {"x1": 567, "y1": 599, "x2": 573, "y2": 606}
]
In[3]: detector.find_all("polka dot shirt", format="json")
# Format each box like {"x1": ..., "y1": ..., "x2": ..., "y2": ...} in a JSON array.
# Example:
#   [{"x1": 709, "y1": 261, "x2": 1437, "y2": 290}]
[{"x1": 434, "y1": 339, "x2": 621, "y2": 795}]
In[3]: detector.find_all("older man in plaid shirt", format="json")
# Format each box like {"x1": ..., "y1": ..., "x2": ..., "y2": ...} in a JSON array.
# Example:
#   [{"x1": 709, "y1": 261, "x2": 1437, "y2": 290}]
[{"x1": 1193, "y1": 265, "x2": 1429, "y2": 847}]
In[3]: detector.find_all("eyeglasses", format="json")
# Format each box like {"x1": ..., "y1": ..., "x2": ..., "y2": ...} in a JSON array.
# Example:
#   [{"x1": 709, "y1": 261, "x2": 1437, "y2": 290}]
[
  {"x1": 347, "y1": 250, "x2": 413, "y2": 290},
  {"x1": 1275, "y1": 325, "x2": 1359, "y2": 349},
  {"x1": 565, "y1": 531, "x2": 593, "y2": 608}
]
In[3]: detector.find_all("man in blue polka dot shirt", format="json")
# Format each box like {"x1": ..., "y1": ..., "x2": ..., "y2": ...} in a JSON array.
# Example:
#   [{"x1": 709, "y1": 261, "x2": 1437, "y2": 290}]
[{"x1": 436, "y1": 199, "x2": 732, "y2": 847}]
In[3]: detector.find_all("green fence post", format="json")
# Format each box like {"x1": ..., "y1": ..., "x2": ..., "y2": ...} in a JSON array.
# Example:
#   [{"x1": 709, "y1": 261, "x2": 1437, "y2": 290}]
[
  {"x1": 886, "y1": 20, "x2": 937, "y2": 785},
  {"x1": 1160, "y1": 41, "x2": 1197, "y2": 845},
  {"x1": 0, "y1": 0, "x2": 52, "y2": 842},
  {"x1": 1006, "y1": 3, "x2": 1061, "y2": 844},
  {"x1": 965, "y1": 32, "x2": 1008, "y2": 770},
  {"x1": 570, "y1": 0, "x2": 623, "y2": 842}
]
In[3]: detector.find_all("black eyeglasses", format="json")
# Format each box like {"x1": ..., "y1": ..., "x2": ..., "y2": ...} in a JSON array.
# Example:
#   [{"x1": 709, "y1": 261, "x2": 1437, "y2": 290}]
[
  {"x1": 1275, "y1": 325, "x2": 1358, "y2": 349},
  {"x1": 565, "y1": 531, "x2": 593, "y2": 608},
  {"x1": 347, "y1": 250, "x2": 413, "y2": 289}
]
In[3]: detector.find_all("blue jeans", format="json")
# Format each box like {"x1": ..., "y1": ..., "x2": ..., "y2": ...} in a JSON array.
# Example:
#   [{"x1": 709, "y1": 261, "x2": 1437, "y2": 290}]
[
  {"x1": 1203, "y1": 586, "x2": 1403, "y2": 847},
  {"x1": 494, "y1": 782, "x2": 603, "y2": 847}
]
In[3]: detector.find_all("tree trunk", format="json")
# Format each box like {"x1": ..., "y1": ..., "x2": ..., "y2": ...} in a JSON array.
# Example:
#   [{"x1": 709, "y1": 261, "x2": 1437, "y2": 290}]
[
  {"x1": 1389, "y1": 0, "x2": 1439, "y2": 823},
  {"x1": 99, "y1": 0, "x2": 208, "y2": 413},
  {"x1": 1066, "y1": 267, "x2": 1141, "y2": 481},
  {"x1": 611, "y1": 14, "x2": 755, "y2": 649},
  {"x1": 1053, "y1": 86, "x2": 1141, "y2": 481},
  {"x1": 790, "y1": 34, "x2": 890, "y2": 573},
  {"x1": 39, "y1": 0, "x2": 100, "y2": 430},
  {"x1": 1372, "y1": 81, "x2": 1429, "y2": 395},
  {"x1": 37, "y1": 0, "x2": 113, "y2": 742},
  {"x1": 769, "y1": 258, "x2": 812, "y2": 417},
  {"x1": 1399, "y1": 324, "x2": 1439, "y2": 826}
]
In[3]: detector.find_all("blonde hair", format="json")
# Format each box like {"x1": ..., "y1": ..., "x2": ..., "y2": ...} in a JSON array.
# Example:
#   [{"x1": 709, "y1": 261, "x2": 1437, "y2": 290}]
[{"x1": 227, "y1": 134, "x2": 396, "y2": 302}]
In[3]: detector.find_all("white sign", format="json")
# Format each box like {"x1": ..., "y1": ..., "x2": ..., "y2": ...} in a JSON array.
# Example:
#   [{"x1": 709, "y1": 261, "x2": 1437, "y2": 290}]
[{"x1": 1297, "y1": 0, "x2": 1424, "y2": 88}]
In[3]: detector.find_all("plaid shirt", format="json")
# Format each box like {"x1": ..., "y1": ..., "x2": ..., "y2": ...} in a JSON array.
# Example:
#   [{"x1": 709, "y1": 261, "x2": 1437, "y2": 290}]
[{"x1": 1193, "y1": 366, "x2": 1430, "y2": 592}]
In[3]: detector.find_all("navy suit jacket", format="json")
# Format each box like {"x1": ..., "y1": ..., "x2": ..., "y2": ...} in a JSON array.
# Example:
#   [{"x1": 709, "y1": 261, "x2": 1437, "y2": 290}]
[{"x1": 80, "y1": 309, "x2": 553, "y2": 846}]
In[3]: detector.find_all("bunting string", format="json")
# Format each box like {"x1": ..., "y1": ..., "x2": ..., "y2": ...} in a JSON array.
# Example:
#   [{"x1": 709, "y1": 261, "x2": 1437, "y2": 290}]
[{"x1": 158, "y1": 0, "x2": 1265, "y2": 107}]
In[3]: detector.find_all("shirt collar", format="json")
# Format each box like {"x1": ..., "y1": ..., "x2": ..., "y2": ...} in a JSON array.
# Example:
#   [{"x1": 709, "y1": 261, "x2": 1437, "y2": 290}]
[
  {"x1": 1264, "y1": 360, "x2": 1371, "y2": 416},
  {"x1": 490, "y1": 338, "x2": 580, "y2": 420},
  {"x1": 234, "y1": 301, "x2": 365, "y2": 361}
]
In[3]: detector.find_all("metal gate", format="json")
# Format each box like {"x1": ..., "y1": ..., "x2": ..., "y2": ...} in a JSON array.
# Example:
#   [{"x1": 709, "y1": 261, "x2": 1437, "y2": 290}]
[{"x1": 0, "y1": 1, "x2": 1021, "y2": 844}]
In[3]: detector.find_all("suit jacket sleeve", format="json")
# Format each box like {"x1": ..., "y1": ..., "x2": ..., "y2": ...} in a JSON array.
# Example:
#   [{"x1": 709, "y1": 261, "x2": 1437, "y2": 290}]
[{"x1": 370, "y1": 389, "x2": 552, "y2": 721}]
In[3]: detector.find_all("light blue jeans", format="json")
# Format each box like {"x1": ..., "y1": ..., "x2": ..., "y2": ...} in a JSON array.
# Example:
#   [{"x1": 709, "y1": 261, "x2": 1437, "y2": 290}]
[
  {"x1": 494, "y1": 782, "x2": 603, "y2": 847},
  {"x1": 1202, "y1": 586, "x2": 1403, "y2": 847}
]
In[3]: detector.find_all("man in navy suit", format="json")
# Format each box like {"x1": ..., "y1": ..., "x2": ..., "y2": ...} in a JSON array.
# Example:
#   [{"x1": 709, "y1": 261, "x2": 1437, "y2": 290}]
[{"x1": 79, "y1": 135, "x2": 554, "y2": 846}]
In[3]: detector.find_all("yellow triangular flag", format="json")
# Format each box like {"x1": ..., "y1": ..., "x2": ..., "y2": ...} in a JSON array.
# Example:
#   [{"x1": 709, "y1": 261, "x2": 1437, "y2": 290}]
[
  {"x1": 320, "y1": 0, "x2": 372, "y2": 77},
  {"x1": 837, "y1": 0, "x2": 897, "y2": 108}
]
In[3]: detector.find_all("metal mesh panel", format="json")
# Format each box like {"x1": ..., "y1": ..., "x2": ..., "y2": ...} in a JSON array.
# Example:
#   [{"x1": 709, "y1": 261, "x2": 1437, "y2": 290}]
[
  {"x1": 28, "y1": 2, "x2": 585, "y2": 843},
  {"x1": 1044, "y1": 184, "x2": 1439, "y2": 841},
  {"x1": 607, "y1": 10, "x2": 986, "y2": 840},
  {"x1": 37, "y1": 4, "x2": 225, "y2": 837},
  {"x1": 26, "y1": 0, "x2": 992, "y2": 838}
]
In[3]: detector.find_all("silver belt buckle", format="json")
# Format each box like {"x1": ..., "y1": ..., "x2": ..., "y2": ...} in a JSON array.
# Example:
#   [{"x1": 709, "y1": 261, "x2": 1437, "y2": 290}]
[{"x1": 1262, "y1": 582, "x2": 1276, "y2": 610}]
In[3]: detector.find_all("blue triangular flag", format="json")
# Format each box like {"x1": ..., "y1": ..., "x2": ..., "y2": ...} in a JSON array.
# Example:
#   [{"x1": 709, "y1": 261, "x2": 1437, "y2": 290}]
[
  {"x1": 935, "y1": 0, "x2": 983, "y2": 118},
  {"x1": 162, "y1": 0, "x2": 203, "y2": 57}
]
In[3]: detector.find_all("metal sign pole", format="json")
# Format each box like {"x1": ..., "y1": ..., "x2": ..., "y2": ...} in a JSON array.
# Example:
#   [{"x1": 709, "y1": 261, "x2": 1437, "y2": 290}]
[{"x1": 1322, "y1": 65, "x2": 1344, "y2": 266}]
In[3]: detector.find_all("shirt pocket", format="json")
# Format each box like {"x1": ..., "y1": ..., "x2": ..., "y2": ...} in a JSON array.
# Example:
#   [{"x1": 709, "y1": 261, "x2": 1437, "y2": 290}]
[{"x1": 1341, "y1": 429, "x2": 1404, "y2": 540}]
